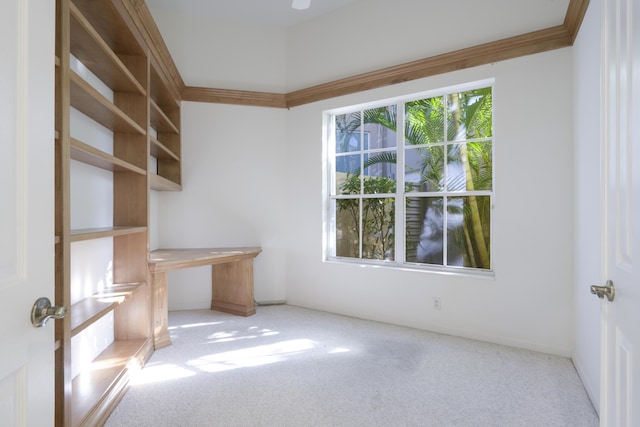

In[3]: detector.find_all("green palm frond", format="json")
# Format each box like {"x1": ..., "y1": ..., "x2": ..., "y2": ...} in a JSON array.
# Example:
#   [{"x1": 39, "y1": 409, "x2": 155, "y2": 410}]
[{"x1": 363, "y1": 152, "x2": 397, "y2": 170}]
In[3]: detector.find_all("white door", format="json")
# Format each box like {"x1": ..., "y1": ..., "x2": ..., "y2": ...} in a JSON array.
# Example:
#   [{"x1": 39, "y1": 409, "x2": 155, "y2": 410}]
[
  {"x1": 598, "y1": 0, "x2": 640, "y2": 425},
  {"x1": 0, "y1": 0, "x2": 56, "y2": 425}
]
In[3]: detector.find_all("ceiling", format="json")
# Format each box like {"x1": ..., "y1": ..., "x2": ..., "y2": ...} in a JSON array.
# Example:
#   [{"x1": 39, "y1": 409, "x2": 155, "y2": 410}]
[{"x1": 144, "y1": 0, "x2": 360, "y2": 27}]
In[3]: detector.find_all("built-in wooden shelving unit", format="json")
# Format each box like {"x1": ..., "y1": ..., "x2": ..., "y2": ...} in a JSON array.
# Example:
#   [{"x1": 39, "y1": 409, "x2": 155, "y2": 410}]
[
  {"x1": 149, "y1": 62, "x2": 181, "y2": 191},
  {"x1": 55, "y1": 0, "x2": 181, "y2": 425}
]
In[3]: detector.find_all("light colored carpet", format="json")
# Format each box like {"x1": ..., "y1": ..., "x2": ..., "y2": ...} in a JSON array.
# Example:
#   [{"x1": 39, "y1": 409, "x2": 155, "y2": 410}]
[{"x1": 105, "y1": 305, "x2": 598, "y2": 426}]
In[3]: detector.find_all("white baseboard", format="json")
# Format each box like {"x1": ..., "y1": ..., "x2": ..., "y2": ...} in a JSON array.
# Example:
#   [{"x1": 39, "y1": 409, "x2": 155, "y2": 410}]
[{"x1": 256, "y1": 299, "x2": 287, "y2": 306}]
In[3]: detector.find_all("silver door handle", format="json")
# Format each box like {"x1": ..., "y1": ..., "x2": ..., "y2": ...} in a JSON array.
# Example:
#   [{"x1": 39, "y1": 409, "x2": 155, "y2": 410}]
[
  {"x1": 31, "y1": 297, "x2": 67, "y2": 327},
  {"x1": 591, "y1": 280, "x2": 615, "y2": 302}
]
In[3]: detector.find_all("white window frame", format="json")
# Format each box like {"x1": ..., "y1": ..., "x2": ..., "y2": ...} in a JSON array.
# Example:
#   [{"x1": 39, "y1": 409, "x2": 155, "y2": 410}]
[{"x1": 322, "y1": 78, "x2": 495, "y2": 276}]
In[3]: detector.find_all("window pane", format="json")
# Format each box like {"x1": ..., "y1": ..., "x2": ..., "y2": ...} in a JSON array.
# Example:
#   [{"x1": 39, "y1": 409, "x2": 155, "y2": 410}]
[
  {"x1": 336, "y1": 198, "x2": 360, "y2": 258},
  {"x1": 405, "y1": 97, "x2": 445, "y2": 145},
  {"x1": 447, "y1": 89, "x2": 493, "y2": 141},
  {"x1": 335, "y1": 112, "x2": 361, "y2": 153},
  {"x1": 363, "y1": 105, "x2": 397, "y2": 149},
  {"x1": 447, "y1": 196, "x2": 491, "y2": 269},
  {"x1": 335, "y1": 154, "x2": 360, "y2": 175},
  {"x1": 335, "y1": 154, "x2": 360, "y2": 195},
  {"x1": 363, "y1": 153, "x2": 397, "y2": 195},
  {"x1": 446, "y1": 142, "x2": 493, "y2": 192},
  {"x1": 362, "y1": 197, "x2": 395, "y2": 260},
  {"x1": 405, "y1": 146, "x2": 444, "y2": 193},
  {"x1": 446, "y1": 145, "x2": 466, "y2": 192},
  {"x1": 467, "y1": 141, "x2": 492, "y2": 190},
  {"x1": 405, "y1": 197, "x2": 444, "y2": 265}
]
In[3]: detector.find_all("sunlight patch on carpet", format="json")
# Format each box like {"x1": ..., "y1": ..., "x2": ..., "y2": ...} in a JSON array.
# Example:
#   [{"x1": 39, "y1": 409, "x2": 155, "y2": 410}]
[
  {"x1": 130, "y1": 363, "x2": 196, "y2": 385},
  {"x1": 207, "y1": 328, "x2": 280, "y2": 343},
  {"x1": 188, "y1": 339, "x2": 319, "y2": 373}
]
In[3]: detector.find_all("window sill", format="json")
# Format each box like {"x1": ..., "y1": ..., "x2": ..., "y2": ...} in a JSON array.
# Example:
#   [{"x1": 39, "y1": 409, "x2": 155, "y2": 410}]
[{"x1": 324, "y1": 257, "x2": 496, "y2": 280}]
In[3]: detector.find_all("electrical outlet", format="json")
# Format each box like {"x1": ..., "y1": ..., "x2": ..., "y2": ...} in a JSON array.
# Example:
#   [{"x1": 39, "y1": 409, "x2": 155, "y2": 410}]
[{"x1": 433, "y1": 297, "x2": 441, "y2": 311}]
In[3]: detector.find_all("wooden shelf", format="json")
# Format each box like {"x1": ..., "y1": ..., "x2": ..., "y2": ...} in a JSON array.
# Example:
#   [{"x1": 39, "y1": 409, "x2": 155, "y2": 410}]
[
  {"x1": 69, "y1": 3, "x2": 145, "y2": 96},
  {"x1": 70, "y1": 138, "x2": 146, "y2": 175},
  {"x1": 150, "y1": 173, "x2": 182, "y2": 192},
  {"x1": 71, "y1": 0, "x2": 146, "y2": 58},
  {"x1": 150, "y1": 99, "x2": 179, "y2": 134},
  {"x1": 71, "y1": 338, "x2": 151, "y2": 427},
  {"x1": 70, "y1": 71, "x2": 145, "y2": 135},
  {"x1": 70, "y1": 226, "x2": 147, "y2": 242},
  {"x1": 71, "y1": 283, "x2": 146, "y2": 336},
  {"x1": 150, "y1": 62, "x2": 180, "y2": 110},
  {"x1": 148, "y1": 59, "x2": 181, "y2": 193},
  {"x1": 150, "y1": 136, "x2": 179, "y2": 161}
]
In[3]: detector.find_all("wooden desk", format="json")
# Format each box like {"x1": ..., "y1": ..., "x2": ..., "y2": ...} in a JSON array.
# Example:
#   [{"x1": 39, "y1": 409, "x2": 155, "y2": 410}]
[{"x1": 148, "y1": 247, "x2": 262, "y2": 349}]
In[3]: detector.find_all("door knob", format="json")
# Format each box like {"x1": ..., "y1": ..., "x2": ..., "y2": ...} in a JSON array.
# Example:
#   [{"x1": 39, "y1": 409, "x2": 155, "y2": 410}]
[
  {"x1": 31, "y1": 297, "x2": 67, "y2": 327},
  {"x1": 591, "y1": 280, "x2": 615, "y2": 302}
]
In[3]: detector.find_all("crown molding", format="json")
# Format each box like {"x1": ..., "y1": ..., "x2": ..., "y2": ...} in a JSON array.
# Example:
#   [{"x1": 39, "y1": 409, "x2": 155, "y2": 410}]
[
  {"x1": 132, "y1": 0, "x2": 589, "y2": 108},
  {"x1": 182, "y1": 86, "x2": 287, "y2": 108},
  {"x1": 564, "y1": 0, "x2": 590, "y2": 44}
]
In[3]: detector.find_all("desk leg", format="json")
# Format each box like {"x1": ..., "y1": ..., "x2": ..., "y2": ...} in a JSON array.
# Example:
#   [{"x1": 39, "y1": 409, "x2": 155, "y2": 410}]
[
  {"x1": 151, "y1": 271, "x2": 172, "y2": 349},
  {"x1": 211, "y1": 259, "x2": 256, "y2": 316}
]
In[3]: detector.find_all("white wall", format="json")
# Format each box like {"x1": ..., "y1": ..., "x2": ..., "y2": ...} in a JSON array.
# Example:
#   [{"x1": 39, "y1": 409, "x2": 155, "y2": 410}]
[
  {"x1": 572, "y1": 0, "x2": 602, "y2": 410},
  {"x1": 286, "y1": 49, "x2": 575, "y2": 356},
  {"x1": 158, "y1": 102, "x2": 289, "y2": 310}
]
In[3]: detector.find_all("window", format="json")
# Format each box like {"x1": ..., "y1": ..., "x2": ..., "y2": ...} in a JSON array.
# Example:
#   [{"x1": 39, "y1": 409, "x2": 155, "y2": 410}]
[{"x1": 324, "y1": 81, "x2": 493, "y2": 273}]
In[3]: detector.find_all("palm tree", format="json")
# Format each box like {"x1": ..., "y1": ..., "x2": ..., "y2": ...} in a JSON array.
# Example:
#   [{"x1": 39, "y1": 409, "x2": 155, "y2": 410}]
[{"x1": 448, "y1": 90, "x2": 492, "y2": 268}]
